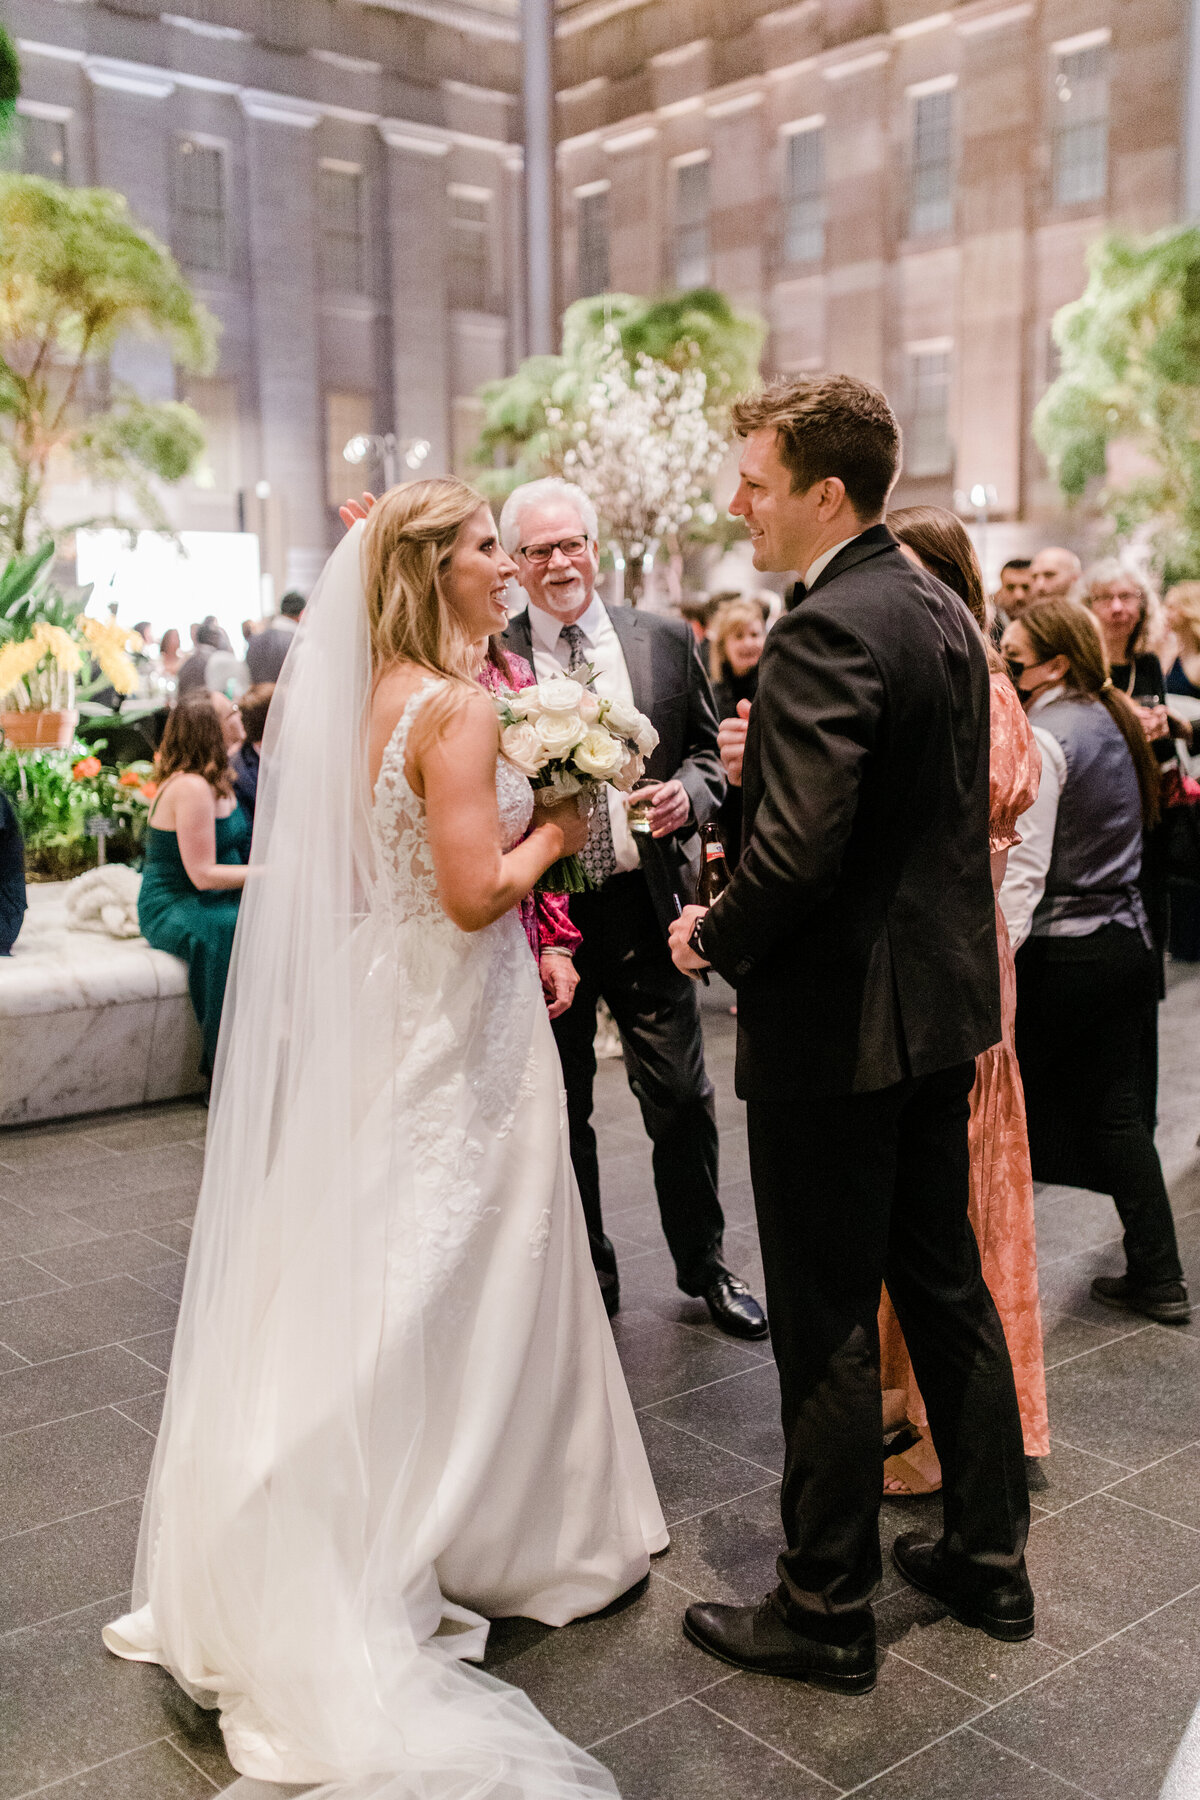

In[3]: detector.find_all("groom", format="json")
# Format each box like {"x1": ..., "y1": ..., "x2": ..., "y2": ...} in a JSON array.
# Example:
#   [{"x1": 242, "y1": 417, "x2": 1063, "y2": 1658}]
[
  {"x1": 669, "y1": 375, "x2": 1032, "y2": 1690},
  {"x1": 502, "y1": 477, "x2": 767, "y2": 1341}
]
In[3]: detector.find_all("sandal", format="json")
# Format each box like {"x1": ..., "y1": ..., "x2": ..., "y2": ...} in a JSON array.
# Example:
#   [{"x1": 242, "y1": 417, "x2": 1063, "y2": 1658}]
[{"x1": 883, "y1": 1432, "x2": 942, "y2": 1497}]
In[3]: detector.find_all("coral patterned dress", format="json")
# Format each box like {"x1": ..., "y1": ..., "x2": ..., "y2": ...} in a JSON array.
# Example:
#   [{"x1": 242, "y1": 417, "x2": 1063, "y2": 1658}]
[{"x1": 880, "y1": 673, "x2": 1050, "y2": 1458}]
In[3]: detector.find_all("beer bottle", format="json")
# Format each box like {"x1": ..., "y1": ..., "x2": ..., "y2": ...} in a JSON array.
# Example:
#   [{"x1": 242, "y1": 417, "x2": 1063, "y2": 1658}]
[{"x1": 697, "y1": 822, "x2": 731, "y2": 906}]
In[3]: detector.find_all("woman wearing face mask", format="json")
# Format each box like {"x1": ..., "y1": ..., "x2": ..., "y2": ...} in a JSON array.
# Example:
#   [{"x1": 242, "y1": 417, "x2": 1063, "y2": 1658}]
[{"x1": 1000, "y1": 598, "x2": 1189, "y2": 1326}]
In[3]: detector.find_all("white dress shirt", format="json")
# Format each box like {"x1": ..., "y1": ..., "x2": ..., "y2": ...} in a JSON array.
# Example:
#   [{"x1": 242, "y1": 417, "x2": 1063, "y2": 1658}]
[
  {"x1": 998, "y1": 690, "x2": 1068, "y2": 949},
  {"x1": 526, "y1": 596, "x2": 642, "y2": 874},
  {"x1": 803, "y1": 535, "x2": 860, "y2": 590}
]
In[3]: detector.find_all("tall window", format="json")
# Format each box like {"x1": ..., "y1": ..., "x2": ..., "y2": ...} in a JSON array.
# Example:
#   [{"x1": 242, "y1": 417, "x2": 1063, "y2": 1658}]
[
  {"x1": 319, "y1": 162, "x2": 365, "y2": 292},
  {"x1": 448, "y1": 187, "x2": 492, "y2": 311},
  {"x1": 577, "y1": 185, "x2": 610, "y2": 297},
  {"x1": 673, "y1": 157, "x2": 711, "y2": 290},
  {"x1": 3, "y1": 112, "x2": 68, "y2": 181},
  {"x1": 909, "y1": 87, "x2": 954, "y2": 238},
  {"x1": 1052, "y1": 41, "x2": 1109, "y2": 207},
  {"x1": 783, "y1": 123, "x2": 825, "y2": 264},
  {"x1": 907, "y1": 349, "x2": 953, "y2": 477},
  {"x1": 173, "y1": 137, "x2": 226, "y2": 273}
]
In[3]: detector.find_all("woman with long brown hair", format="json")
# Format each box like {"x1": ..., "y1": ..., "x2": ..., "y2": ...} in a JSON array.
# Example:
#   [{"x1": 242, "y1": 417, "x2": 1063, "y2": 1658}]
[
  {"x1": 875, "y1": 506, "x2": 1049, "y2": 1496},
  {"x1": 137, "y1": 695, "x2": 250, "y2": 1073},
  {"x1": 1001, "y1": 596, "x2": 1188, "y2": 1325}
]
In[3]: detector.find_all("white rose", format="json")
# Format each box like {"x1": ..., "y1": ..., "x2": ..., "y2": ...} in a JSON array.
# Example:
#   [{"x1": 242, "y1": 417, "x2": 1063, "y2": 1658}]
[
  {"x1": 576, "y1": 687, "x2": 602, "y2": 723},
  {"x1": 601, "y1": 696, "x2": 641, "y2": 739},
  {"x1": 504, "y1": 689, "x2": 539, "y2": 721},
  {"x1": 612, "y1": 748, "x2": 645, "y2": 793},
  {"x1": 536, "y1": 674, "x2": 586, "y2": 715},
  {"x1": 500, "y1": 720, "x2": 550, "y2": 777},
  {"x1": 633, "y1": 716, "x2": 660, "y2": 756},
  {"x1": 573, "y1": 727, "x2": 627, "y2": 781},
  {"x1": 534, "y1": 710, "x2": 587, "y2": 758}
]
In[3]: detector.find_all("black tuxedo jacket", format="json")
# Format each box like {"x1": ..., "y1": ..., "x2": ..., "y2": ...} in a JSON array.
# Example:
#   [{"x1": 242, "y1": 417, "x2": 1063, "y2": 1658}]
[
  {"x1": 702, "y1": 524, "x2": 1000, "y2": 1100},
  {"x1": 502, "y1": 603, "x2": 725, "y2": 931}
]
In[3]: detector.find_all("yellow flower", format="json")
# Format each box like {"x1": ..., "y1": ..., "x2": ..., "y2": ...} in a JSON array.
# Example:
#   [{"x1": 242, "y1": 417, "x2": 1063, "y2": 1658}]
[
  {"x1": 79, "y1": 615, "x2": 139, "y2": 693},
  {"x1": 0, "y1": 637, "x2": 47, "y2": 701},
  {"x1": 32, "y1": 622, "x2": 82, "y2": 674}
]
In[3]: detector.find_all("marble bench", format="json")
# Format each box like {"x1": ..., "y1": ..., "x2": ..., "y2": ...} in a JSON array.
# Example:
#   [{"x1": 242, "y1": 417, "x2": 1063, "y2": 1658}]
[{"x1": 0, "y1": 882, "x2": 205, "y2": 1126}]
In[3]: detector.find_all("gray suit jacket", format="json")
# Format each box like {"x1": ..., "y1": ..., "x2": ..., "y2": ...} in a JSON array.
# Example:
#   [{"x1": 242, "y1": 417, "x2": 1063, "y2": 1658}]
[{"x1": 502, "y1": 603, "x2": 726, "y2": 932}]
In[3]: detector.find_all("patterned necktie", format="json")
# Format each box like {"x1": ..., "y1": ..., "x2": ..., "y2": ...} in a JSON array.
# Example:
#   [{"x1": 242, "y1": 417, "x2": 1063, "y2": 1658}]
[{"x1": 559, "y1": 623, "x2": 617, "y2": 887}]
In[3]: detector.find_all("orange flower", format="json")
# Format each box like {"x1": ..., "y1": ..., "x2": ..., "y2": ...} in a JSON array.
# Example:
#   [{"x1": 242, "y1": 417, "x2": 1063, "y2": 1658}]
[
  {"x1": 140, "y1": 780, "x2": 159, "y2": 800},
  {"x1": 72, "y1": 756, "x2": 102, "y2": 780},
  {"x1": 118, "y1": 768, "x2": 141, "y2": 787}
]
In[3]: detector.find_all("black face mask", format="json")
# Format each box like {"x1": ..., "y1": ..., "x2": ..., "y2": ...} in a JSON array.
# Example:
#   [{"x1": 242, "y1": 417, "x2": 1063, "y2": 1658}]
[{"x1": 1004, "y1": 657, "x2": 1029, "y2": 690}]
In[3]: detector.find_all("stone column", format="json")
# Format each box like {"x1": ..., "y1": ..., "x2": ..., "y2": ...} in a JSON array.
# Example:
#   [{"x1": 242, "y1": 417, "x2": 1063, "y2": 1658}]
[
  {"x1": 1187, "y1": 0, "x2": 1200, "y2": 218},
  {"x1": 242, "y1": 98, "x2": 326, "y2": 596},
  {"x1": 522, "y1": 0, "x2": 558, "y2": 353},
  {"x1": 382, "y1": 134, "x2": 451, "y2": 474}
]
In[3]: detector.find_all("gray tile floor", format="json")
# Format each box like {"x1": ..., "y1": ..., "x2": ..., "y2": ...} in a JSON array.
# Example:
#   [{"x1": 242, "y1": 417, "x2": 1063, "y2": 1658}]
[{"x1": 4, "y1": 969, "x2": 1200, "y2": 1798}]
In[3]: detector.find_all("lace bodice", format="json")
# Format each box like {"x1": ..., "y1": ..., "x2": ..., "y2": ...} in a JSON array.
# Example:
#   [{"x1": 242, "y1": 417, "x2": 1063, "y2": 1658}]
[{"x1": 371, "y1": 677, "x2": 534, "y2": 926}]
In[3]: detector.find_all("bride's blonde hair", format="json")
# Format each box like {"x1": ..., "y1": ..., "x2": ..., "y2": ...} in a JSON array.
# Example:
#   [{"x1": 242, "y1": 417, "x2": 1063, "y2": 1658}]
[{"x1": 361, "y1": 476, "x2": 489, "y2": 683}]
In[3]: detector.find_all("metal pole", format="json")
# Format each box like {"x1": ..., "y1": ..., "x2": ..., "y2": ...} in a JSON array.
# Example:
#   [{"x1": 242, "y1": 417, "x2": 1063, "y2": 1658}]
[
  {"x1": 522, "y1": 0, "x2": 558, "y2": 354},
  {"x1": 1186, "y1": 0, "x2": 1200, "y2": 219}
]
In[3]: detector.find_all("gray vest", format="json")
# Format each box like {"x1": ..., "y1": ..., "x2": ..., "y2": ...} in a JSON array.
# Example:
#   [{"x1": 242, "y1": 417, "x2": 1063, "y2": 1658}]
[{"x1": 1031, "y1": 692, "x2": 1148, "y2": 940}]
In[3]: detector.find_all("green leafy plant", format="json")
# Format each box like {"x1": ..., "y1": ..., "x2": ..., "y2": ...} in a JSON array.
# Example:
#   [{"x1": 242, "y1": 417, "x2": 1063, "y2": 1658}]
[
  {"x1": 0, "y1": 172, "x2": 218, "y2": 557},
  {"x1": 0, "y1": 546, "x2": 142, "y2": 714},
  {"x1": 0, "y1": 739, "x2": 155, "y2": 878},
  {"x1": 1034, "y1": 226, "x2": 1200, "y2": 584}
]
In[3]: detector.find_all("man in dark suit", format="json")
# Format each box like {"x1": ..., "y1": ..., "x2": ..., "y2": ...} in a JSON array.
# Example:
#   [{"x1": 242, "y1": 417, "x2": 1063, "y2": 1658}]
[
  {"x1": 501, "y1": 477, "x2": 767, "y2": 1341},
  {"x1": 246, "y1": 592, "x2": 305, "y2": 686},
  {"x1": 669, "y1": 376, "x2": 1032, "y2": 1690}
]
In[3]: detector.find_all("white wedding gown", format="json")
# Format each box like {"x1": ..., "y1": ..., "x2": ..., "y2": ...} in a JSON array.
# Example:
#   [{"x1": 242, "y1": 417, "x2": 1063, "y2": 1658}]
[{"x1": 104, "y1": 671, "x2": 666, "y2": 1795}]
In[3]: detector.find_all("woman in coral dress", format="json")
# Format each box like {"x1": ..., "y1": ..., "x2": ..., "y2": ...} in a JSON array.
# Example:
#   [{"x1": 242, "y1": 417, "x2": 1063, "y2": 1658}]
[{"x1": 879, "y1": 508, "x2": 1050, "y2": 1494}]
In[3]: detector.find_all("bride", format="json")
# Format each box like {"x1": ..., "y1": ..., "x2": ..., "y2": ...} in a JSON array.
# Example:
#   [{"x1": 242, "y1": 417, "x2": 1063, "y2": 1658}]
[{"x1": 103, "y1": 477, "x2": 668, "y2": 1798}]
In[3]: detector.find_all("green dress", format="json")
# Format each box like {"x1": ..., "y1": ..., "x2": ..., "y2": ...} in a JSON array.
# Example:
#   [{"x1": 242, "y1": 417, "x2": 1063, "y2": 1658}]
[{"x1": 138, "y1": 805, "x2": 251, "y2": 1073}]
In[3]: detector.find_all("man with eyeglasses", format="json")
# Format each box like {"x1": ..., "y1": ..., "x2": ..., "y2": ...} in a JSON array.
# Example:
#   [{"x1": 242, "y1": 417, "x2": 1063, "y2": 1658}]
[{"x1": 500, "y1": 477, "x2": 768, "y2": 1341}]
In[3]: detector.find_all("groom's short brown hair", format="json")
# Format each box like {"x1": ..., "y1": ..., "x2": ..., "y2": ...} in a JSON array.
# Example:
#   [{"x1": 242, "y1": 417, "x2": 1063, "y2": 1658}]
[{"x1": 732, "y1": 375, "x2": 901, "y2": 520}]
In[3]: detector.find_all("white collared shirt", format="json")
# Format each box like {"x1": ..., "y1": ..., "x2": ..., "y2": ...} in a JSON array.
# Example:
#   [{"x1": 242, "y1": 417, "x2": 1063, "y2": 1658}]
[
  {"x1": 526, "y1": 595, "x2": 641, "y2": 873},
  {"x1": 803, "y1": 535, "x2": 860, "y2": 591},
  {"x1": 998, "y1": 687, "x2": 1068, "y2": 949}
]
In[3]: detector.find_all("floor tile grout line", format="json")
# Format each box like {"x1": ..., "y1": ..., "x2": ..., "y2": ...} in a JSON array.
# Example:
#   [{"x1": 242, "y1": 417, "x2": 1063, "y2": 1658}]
[
  {"x1": 0, "y1": 1332, "x2": 172, "y2": 1380},
  {"x1": 1040, "y1": 1323, "x2": 1154, "y2": 1373},
  {"x1": 1042, "y1": 1433, "x2": 1140, "y2": 1472},
  {"x1": 9, "y1": 1733, "x2": 178, "y2": 1800},
  {"x1": 691, "y1": 1693, "x2": 846, "y2": 1791},
  {"x1": 885, "y1": 1647, "x2": 1009, "y2": 1706},
  {"x1": 0, "y1": 1491, "x2": 146, "y2": 1546},
  {"x1": 0, "y1": 1340, "x2": 33, "y2": 1366},
  {"x1": 111, "y1": 1398, "x2": 162, "y2": 1438},
  {"x1": 635, "y1": 1360, "x2": 781, "y2": 1417},
  {"x1": 0, "y1": 1386, "x2": 166, "y2": 1443},
  {"x1": 1105, "y1": 1491, "x2": 1200, "y2": 1535},
  {"x1": 1, "y1": 1587, "x2": 132, "y2": 1641},
  {"x1": 647, "y1": 1565, "x2": 707, "y2": 1603},
  {"x1": 583, "y1": 1678, "x2": 737, "y2": 1752},
  {"x1": 635, "y1": 1409, "x2": 782, "y2": 1478},
  {"x1": 837, "y1": 1720, "x2": 999, "y2": 1799},
  {"x1": 663, "y1": 1476, "x2": 780, "y2": 1532},
  {"x1": 165, "y1": 1736, "x2": 224, "y2": 1791},
  {"x1": 959, "y1": 1725, "x2": 1106, "y2": 1800}
]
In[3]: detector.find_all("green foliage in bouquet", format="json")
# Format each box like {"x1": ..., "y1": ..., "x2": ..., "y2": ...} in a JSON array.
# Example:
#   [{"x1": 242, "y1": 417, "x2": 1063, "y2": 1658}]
[
  {"x1": 0, "y1": 171, "x2": 217, "y2": 557},
  {"x1": 1034, "y1": 226, "x2": 1200, "y2": 584},
  {"x1": 0, "y1": 738, "x2": 156, "y2": 879}
]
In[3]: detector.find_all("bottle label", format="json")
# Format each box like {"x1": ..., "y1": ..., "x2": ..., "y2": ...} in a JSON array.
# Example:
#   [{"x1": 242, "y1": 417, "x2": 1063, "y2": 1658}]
[{"x1": 705, "y1": 841, "x2": 724, "y2": 861}]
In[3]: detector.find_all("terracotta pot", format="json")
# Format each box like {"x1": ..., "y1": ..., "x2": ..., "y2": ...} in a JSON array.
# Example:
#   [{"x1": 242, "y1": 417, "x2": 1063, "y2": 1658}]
[{"x1": 0, "y1": 709, "x2": 79, "y2": 750}]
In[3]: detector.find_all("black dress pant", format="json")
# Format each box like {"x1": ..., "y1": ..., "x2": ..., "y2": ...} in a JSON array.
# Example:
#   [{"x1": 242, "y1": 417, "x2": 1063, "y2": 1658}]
[
  {"x1": 746, "y1": 1061, "x2": 1029, "y2": 1643},
  {"x1": 552, "y1": 870, "x2": 724, "y2": 1292},
  {"x1": 1015, "y1": 924, "x2": 1182, "y2": 1287}
]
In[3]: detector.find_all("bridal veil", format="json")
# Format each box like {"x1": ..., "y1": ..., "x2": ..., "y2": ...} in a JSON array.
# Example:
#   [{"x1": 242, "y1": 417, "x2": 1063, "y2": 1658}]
[{"x1": 107, "y1": 523, "x2": 620, "y2": 1800}]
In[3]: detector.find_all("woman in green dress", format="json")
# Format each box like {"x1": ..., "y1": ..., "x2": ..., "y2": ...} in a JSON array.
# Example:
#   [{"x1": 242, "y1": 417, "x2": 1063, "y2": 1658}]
[{"x1": 139, "y1": 696, "x2": 250, "y2": 1073}]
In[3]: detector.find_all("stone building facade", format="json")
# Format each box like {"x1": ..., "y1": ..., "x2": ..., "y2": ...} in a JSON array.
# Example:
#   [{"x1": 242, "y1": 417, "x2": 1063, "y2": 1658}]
[{"x1": 5, "y1": 0, "x2": 1195, "y2": 589}]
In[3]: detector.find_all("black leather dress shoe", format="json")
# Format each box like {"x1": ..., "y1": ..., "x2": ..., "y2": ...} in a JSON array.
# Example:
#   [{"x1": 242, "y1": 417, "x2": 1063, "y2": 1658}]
[
  {"x1": 892, "y1": 1533, "x2": 1035, "y2": 1642},
  {"x1": 1091, "y1": 1274, "x2": 1191, "y2": 1324},
  {"x1": 683, "y1": 1597, "x2": 876, "y2": 1692},
  {"x1": 701, "y1": 1271, "x2": 768, "y2": 1339}
]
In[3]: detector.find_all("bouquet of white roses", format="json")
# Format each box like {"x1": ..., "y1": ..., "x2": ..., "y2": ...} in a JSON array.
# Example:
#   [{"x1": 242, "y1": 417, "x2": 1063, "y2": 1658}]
[{"x1": 494, "y1": 667, "x2": 659, "y2": 893}]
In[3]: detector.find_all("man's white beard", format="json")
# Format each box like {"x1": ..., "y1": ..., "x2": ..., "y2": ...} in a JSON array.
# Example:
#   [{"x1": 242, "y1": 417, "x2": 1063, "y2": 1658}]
[{"x1": 537, "y1": 579, "x2": 592, "y2": 618}]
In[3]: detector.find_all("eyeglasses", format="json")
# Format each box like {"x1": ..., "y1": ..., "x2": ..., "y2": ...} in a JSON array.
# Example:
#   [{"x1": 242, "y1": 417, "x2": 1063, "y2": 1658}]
[
  {"x1": 1093, "y1": 590, "x2": 1142, "y2": 605},
  {"x1": 518, "y1": 535, "x2": 590, "y2": 563}
]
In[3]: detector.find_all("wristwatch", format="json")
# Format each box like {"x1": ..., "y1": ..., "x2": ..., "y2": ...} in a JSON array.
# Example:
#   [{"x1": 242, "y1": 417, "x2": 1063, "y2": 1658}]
[{"x1": 687, "y1": 912, "x2": 709, "y2": 963}]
